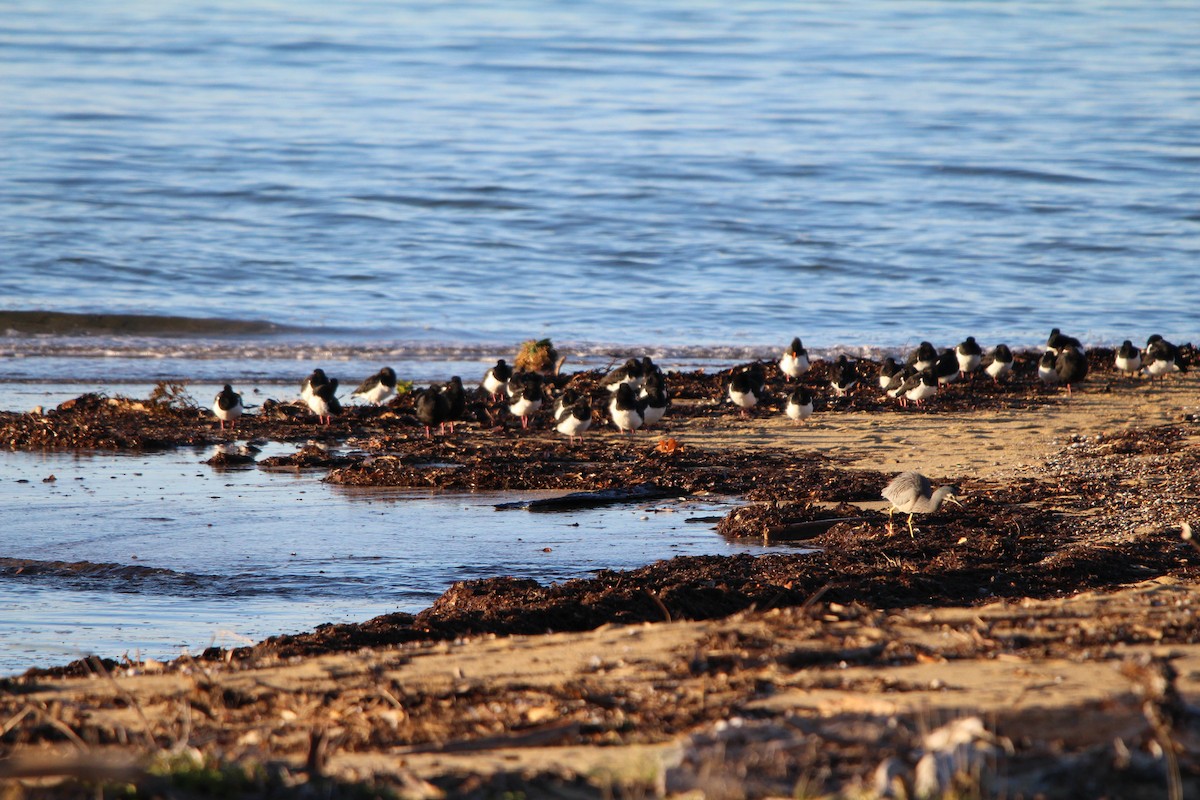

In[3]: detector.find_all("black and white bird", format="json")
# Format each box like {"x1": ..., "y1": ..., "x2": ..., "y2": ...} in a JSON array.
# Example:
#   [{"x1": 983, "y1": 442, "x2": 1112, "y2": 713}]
[
  {"x1": 1143, "y1": 335, "x2": 1188, "y2": 381},
  {"x1": 1037, "y1": 351, "x2": 1059, "y2": 386},
  {"x1": 482, "y1": 359, "x2": 513, "y2": 401},
  {"x1": 551, "y1": 389, "x2": 577, "y2": 421},
  {"x1": 748, "y1": 362, "x2": 768, "y2": 392},
  {"x1": 415, "y1": 387, "x2": 450, "y2": 438},
  {"x1": 784, "y1": 386, "x2": 814, "y2": 424},
  {"x1": 640, "y1": 356, "x2": 664, "y2": 385},
  {"x1": 878, "y1": 356, "x2": 902, "y2": 391},
  {"x1": 955, "y1": 337, "x2": 982, "y2": 378},
  {"x1": 1046, "y1": 328, "x2": 1082, "y2": 355},
  {"x1": 881, "y1": 471, "x2": 963, "y2": 537},
  {"x1": 830, "y1": 355, "x2": 858, "y2": 397},
  {"x1": 983, "y1": 344, "x2": 1014, "y2": 385},
  {"x1": 886, "y1": 365, "x2": 917, "y2": 401},
  {"x1": 300, "y1": 368, "x2": 331, "y2": 403},
  {"x1": 1115, "y1": 340, "x2": 1142, "y2": 375},
  {"x1": 903, "y1": 370, "x2": 938, "y2": 407},
  {"x1": 639, "y1": 372, "x2": 669, "y2": 428},
  {"x1": 1055, "y1": 346, "x2": 1088, "y2": 395},
  {"x1": 441, "y1": 376, "x2": 466, "y2": 433},
  {"x1": 935, "y1": 349, "x2": 960, "y2": 386},
  {"x1": 351, "y1": 367, "x2": 398, "y2": 405},
  {"x1": 212, "y1": 384, "x2": 243, "y2": 431},
  {"x1": 779, "y1": 337, "x2": 810, "y2": 381},
  {"x1": 639, "y1": 369, "x2": 665, "y2": 396},
  {"x1": 506, "y1": 372, "x2": 543, "y2": 429},
  {"x1": 602, "y1": 358, "x2": 646, "y2": 392},
  {"x1": 306, "y1": 380, "x2": 341, "y2": 425},
  {"x1": 907, "y1": 341, "x2": 938, "y2": 372},
  {"x1": 609, "y1": 383, "x2": 645, "y2": 434},
  {"x1": 727, "y1": 370, "x2": 762, "y2": 416},
  {"x1": 553, "y1": 393, "x2": 592, "y2": 445}
]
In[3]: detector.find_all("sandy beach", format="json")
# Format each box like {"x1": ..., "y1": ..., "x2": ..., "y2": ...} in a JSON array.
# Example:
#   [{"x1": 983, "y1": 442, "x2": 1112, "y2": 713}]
[{"x1": 1, "y1": 359, "x2": 1198, "y2": 798}]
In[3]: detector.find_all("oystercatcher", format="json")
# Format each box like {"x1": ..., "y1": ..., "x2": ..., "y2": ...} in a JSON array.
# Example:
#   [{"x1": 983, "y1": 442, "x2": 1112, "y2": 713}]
[
  {"x1": 212, "y1": 385, "x2": 243, "y2": 430},
  {"x1": 779, "y1": 337, "x2": 810, "y2": 381},
  {"x1": 351, "y1": 367, "x2": 397, "y2": 405}
]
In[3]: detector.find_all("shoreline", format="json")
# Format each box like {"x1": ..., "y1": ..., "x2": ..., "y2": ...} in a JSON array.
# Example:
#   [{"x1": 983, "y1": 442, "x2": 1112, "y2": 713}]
[
  {"x1": 1, "y1": 324, "x2": 1194, "y2": 367},
  {"x1": 1, "y1": 357, "x2": 1198, "y2": 796}
]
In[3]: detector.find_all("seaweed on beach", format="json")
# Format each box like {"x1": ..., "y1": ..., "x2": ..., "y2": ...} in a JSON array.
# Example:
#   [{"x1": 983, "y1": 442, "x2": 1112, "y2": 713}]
[{"x1": 219, "y1": 435, "x2": 1200, "y2": 664}]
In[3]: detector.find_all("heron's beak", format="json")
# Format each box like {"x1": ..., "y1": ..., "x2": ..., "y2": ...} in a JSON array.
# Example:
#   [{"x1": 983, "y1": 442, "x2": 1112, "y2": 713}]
[{"x1": 948, "y1": 496, "x2": 964, "y2": 508}]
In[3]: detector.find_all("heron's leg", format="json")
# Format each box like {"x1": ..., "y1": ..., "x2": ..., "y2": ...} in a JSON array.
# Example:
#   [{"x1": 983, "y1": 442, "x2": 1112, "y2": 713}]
[
  {"x1": 907, "y1": 514, "x2": 916, "y2": 538},
  {"x1": 887, "y1": 507, "x2": 895, "y2": 535}
]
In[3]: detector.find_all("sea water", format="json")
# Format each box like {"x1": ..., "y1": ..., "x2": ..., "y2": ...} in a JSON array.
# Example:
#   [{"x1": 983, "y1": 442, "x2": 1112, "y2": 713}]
[
  {"x1": 1, "y1": 0, "x2": 1197, "y2": 361},
  {"x1": 0, "y1": 447, "x2": 782, "y2": 675}
]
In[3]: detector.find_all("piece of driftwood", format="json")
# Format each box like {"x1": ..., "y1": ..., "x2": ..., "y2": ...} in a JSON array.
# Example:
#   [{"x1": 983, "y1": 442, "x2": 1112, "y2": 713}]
[
  {"x1": 494, "y1": 482, "x2": 684, "y2": 512},
  {"x1": 395, "y1": 720, "x2": 580, "y2": 754},
  {"x1": 0, "y1": 754, "x2": 142, "y2": 781},
  {"x1": 763, "y1": 516, "x2": 870, "y2": 541}
]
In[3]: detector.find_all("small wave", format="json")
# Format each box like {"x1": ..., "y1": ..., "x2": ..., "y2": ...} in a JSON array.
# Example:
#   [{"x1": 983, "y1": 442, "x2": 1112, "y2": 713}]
[
  {"x1": 351, "y1": 194, "x2": 529, "y2": 211},
  {"x1": 0, "y1": 334, "x2": 1145, "y2": 371},
  {"x1": 132, "y1": 186, "x2": 307, "y2": 206},
  {"x1": 0, "y1": 557, "x2": 209, "y2": 593},
  {"x1": 284, "y1": 211, "x2": 395, "y2": 225},
  {"x1": 931, "y1": 164, "x2": 1105, "y2": 185},
  {"x1": 267, "y1": 39, "x2": 390, "y2": 54},
  {"x1": 0, "y1": 557, "x2": 363, "y2": 599},
  {"x1": 1019, "y1": 240, "x2": 1131, "y2": 254},
  {"x1": 0, "y1": 310, "x2": 293, "y2": 338},
  {"x1": 0, "y1": 336, "x2": 773, "y2": 364},
  {"x1": 50, "y1": 111, "x2": 164, "y2": 124}
]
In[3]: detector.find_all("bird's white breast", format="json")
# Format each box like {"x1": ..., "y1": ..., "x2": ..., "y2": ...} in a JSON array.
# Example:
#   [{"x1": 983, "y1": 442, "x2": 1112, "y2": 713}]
[{"x1": 728, "y1": 387, "x2": 757, "y2": 409}]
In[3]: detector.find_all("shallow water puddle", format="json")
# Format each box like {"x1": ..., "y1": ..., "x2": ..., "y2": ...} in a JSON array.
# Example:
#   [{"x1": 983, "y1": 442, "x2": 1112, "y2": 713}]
[{"x1": 0, "y1": 446, "x2": 784, "y2": 675}]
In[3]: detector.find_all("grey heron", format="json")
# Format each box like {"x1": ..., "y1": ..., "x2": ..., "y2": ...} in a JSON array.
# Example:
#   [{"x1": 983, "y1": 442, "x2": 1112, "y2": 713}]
[{"x1": 881, "y1": 471, "x2": 963, "y2": 537}]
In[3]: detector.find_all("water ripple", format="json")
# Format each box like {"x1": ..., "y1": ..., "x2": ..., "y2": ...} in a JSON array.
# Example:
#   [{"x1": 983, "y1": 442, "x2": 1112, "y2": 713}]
[{"x1": 0, "y1": 0, "x2": 1196, "y2": 352}]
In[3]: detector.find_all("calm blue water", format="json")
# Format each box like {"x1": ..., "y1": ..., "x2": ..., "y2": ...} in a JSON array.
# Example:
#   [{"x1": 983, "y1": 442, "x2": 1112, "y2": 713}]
[{"x1": 1, "y1": 0, "x2": 1197, "y2": 377}]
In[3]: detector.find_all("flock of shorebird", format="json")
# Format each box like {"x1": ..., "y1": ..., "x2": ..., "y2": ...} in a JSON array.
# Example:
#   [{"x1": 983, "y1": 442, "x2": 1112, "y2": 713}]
[
  {"x1": 210, "y1": 329, "x2": 1190, "y2": 437},
  {"x1": 206, "y1": 328, "x2": 1188, "y2": 535}
]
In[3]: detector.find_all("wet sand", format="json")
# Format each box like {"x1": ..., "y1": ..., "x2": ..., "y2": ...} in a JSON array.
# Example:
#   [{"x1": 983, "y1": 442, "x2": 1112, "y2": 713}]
[{"x1": 1, "y1": 357, "x2": 1198, "y2": 797}]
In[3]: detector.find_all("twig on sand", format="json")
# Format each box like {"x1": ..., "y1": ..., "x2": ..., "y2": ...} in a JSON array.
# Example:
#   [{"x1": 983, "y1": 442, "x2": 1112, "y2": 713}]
[
  {"x1": 646, "y1": 588, "x2": 673, "y2": 622},
  {"x1": 0, "y1": 754, "x2": 142, "y2": 782},
  {"x1": 393, "y1": 720, "x2": 581, "y2": 755}
]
